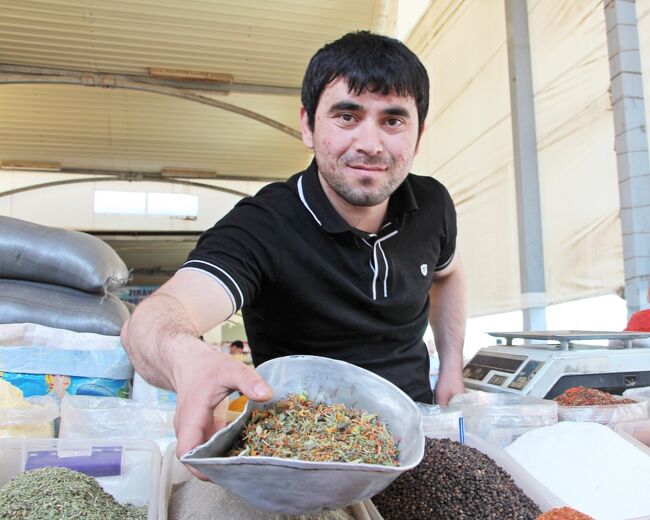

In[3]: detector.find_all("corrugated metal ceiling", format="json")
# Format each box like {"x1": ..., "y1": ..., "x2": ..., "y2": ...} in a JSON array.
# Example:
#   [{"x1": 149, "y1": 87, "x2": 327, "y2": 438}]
[
  {"x1": 0, "y1": 84, "x2": 308, "y2": 177},
  {"x1": 0, "y1": 0, "x2": 391, "y2": 179},
  {"x1": 0, "y1": 0, "x2": 385, "y2": 86}
]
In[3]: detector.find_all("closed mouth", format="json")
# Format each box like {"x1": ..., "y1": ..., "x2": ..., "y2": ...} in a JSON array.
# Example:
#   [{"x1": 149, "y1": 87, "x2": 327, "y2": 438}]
[{"x1": 346, "y1": 164, "x2": 386, "y2": 172}]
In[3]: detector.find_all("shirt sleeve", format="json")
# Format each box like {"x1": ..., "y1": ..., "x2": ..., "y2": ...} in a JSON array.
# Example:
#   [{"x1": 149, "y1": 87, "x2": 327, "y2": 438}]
[
  {"x1": 434, "y1": 183, "x2": 457, "y2": 272},
  {"x1": 179, "y1": 199, "x2": 278, "y2": 315}
]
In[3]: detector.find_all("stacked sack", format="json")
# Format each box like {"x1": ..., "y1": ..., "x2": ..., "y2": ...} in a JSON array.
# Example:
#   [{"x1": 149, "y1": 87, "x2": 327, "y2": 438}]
[
  {"x1": 0, "y1": 215, "x2": 134, "y2": 400},
  {"x1": 0, "y1": 215, "x2": 130, "y2": 335}
]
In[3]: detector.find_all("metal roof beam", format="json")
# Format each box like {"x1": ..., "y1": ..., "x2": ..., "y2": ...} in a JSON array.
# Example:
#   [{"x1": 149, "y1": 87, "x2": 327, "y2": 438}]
[
  {"x1": 0, "y1": 64, "x2": 301, "y2": 97},
  {"x1": 0, "y1": 68, "x2": 302, "y2": 140},
  {"x1": 32, "y1": 167, "x2": 284, "y2": 183},
  {"x1": 0, "y1": 176, "x2": 252, "y2": 199}
]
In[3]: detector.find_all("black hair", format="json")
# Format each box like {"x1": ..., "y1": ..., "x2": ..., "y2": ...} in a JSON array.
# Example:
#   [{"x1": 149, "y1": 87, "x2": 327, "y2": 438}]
[
  {"x1": 301, "y1": 31, "x2": 429, "y2": 132},
  {"x1": 230, "y1": 340, "x2": 244, "y2": 350}
]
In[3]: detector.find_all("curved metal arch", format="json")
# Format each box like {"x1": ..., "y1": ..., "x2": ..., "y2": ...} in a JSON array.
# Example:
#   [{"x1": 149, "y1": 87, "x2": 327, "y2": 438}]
[
  {"x1": 0, "y1": 72, "x2": 302, "y2": 140},
  {"x1": 0, "y1": 176, "x2": 250, "y2": 199}
]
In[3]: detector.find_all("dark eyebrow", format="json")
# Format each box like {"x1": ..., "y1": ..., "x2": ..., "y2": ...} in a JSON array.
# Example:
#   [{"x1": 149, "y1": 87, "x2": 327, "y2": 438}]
[
  {"x1": 328, "y1": 101, "x2": 363, "y2": 113},
  {"x1": 383, "y1": 106, "x2": 411, "y2": 118},
  {"x1": 327, "y1": 102, "x2": 411, "y2": 118}
]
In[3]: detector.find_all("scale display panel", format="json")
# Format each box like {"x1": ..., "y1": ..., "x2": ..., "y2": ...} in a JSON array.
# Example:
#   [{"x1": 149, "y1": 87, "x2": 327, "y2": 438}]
[
  {"x1": 463, "y1": 331, "x2": 650, "y2": 396},
  {"x1": 462, "y1": 353, "x2": 527, "y2": 382},
  {"x1": 508, "y1": 359, "x2": 544, "y2": 390}
]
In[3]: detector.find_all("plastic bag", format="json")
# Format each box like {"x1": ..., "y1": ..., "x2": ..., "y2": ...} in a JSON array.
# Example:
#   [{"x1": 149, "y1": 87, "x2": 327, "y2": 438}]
[
  {"x1": 0, "y1": 394, "x2": 58, "y2": 438},
  {"x1": 557, "y1": 395, "x2": 647, "y2": 425},
  {"x1": 416, "y1": 402, "x2": 463, "y2": 436},
  {"x1": 0, "y1": 323, "x2": 133, "y2": 400},
  {"x1": 0, "y1": 279, "x2": 130, "y2": 335},
  {"x1": 623, "y1": 386, "x2": 650, "y2": 413},
  {"x1": 1, "y1": 372, "x2": 132, "y2": 400},
  {"x1": 132, "y1": 372, "x2": 177, "y2": 405},
  {"x1": 449, "y1": 391, "x2": 558, "y2": 439},
  {"x1": 0, "y1": 323, "x2": 133, "y2": 380},
  {"x1": 59, "y1": 395, "x2": 176, "y2": 453},
  {"x1": 0, "y1": 215, "x2": 129, "y2": 292}
]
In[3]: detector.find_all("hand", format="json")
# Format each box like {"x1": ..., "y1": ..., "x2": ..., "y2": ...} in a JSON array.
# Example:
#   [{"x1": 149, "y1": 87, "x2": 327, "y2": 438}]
[
  {"x1": 212, "y1": 397, "x2": 230, "y2": 432},
  {"x1": 171, "y1": 339, "x2": 272, "y2": 480},
  {"x1": 433, "y1": 367, "x2": 465, "y2": 405}
]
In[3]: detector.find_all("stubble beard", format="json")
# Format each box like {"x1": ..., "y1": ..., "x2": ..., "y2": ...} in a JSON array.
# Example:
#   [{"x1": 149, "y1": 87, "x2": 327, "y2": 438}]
[{"x1": 319, "y1": 155, "x2": 405, "y2": 207}]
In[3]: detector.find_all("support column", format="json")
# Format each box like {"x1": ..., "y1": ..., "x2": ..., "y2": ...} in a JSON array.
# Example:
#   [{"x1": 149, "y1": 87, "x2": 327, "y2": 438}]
[
  {"x1": 505, "y1": 0, "x2": 547, "y2": 331},
  {"x1": 605, "y1": 0, "x2": 650, "y2": 316}
]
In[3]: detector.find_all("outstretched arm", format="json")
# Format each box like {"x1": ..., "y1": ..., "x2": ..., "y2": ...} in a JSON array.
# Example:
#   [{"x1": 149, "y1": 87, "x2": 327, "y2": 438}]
[
  {"x1": 120, "y1": 269, "x2": 272, "y2": 472},
  {"x1": 428, "y1": 254, "x2": 467, "y2": 405}
]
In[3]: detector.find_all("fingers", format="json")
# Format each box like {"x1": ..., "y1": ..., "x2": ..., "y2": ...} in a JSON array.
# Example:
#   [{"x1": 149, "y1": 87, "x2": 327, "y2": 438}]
[
  {"x1": 174, "y1": 398, "x2": 212, "y2": 455},
  {"x1": 175, "y1": 397, "x2": 231, "y2": 482},
  {"x1": 218, "y1": 361, "x2": 273, "y2": 403},
  {"x1": 187, "y1": 464, "x2": 210, "y2": 481},
  {"x1": 172, "y1": 350, "x2": 273, "y2": 480},
  {"x1": 211, "y1": 399, "x2": 229, "y2": 432}
]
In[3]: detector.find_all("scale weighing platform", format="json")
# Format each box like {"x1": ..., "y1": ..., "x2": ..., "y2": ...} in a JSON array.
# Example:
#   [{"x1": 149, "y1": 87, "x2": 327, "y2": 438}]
[{"x1": 463, "y1": 331, "x2": 650, "y2": 399}]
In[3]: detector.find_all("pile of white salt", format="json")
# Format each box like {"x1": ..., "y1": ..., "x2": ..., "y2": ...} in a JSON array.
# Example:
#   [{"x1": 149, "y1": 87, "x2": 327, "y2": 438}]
[{"x1": 506, "y1": 421, "x2": 650, "y2": 520}]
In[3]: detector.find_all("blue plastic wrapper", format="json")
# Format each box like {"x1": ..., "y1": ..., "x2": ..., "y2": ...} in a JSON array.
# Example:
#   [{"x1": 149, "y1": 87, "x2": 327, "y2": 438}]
[
  {"x1": 0, "y1": 371, "x2": 131, "y2": 399},
  {"x1": 0, "y1": 323, "x2": 133, "y2": 400},
  {"x1": 0, "y1": 345, "x2": 132, "y2": 380}
]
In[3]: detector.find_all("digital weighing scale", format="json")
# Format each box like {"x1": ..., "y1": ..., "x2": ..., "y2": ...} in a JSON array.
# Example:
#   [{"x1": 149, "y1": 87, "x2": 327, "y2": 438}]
[{"x1": 463, "y1": 331, "x2": 650, "y2": 399}]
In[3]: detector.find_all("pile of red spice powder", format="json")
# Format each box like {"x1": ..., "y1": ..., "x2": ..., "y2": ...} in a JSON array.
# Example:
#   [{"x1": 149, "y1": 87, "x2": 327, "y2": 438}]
[
  {"x1": 535, "y1": 507, "x2": 594, "y2": 519},
  {"x1": 554, "y1": 386, "x2": 636, "y2": 406}
]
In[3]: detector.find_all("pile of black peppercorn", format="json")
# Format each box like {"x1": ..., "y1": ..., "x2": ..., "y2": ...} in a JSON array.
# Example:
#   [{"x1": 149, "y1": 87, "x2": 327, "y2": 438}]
[{"x1": 372, "y1": 437, "x2": 542, "y2": 520}]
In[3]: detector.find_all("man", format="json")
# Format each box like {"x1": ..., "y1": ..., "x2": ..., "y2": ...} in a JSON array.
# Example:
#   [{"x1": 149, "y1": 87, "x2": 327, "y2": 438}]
[
  {"x1": 228, "y1": 340, "x2": 245, "y2": 355},
  {"x1": 121, "y1": 31, "x2": 466, "y2": 466}
]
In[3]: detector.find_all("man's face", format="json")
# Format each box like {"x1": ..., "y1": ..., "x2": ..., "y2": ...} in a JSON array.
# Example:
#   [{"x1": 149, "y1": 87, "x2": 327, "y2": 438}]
[{"x1": 300, "y1": 78, "x2": 421, "y2": 207}]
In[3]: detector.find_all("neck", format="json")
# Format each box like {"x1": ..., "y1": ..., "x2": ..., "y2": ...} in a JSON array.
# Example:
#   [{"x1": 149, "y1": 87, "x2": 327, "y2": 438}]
[{"x1": 318, "y1": 174, "x2": 388, "y2": 234}]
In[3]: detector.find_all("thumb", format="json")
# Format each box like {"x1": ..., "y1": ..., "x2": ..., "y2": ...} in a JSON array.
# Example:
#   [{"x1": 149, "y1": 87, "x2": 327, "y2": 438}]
[{"x1": 225, "y1": 363, "x2": 273, "y2": 402}]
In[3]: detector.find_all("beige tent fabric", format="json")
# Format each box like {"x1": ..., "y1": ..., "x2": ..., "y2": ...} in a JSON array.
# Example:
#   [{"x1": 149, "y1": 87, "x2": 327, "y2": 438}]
[
  {"x1": 409, "y1": 0, "x2": 520, "y2": 316},
  {"x1": 409, "y1": 0, "x2": 624, "y2": 317},
  {"x1": 529, "y1": 0, "x2": 622, "y2": 306}
]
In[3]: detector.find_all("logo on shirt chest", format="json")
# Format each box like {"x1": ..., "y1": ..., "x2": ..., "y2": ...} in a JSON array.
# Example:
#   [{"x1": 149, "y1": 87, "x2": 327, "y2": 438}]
[{"x1": 420, "y1": 264, "x2": 428, "y2": 276}]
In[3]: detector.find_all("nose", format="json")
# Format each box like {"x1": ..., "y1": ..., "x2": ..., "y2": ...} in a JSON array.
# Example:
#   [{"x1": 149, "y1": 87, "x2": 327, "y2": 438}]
[{"x1": 354, "y1": 120, "x2": 383, "y2": 156}]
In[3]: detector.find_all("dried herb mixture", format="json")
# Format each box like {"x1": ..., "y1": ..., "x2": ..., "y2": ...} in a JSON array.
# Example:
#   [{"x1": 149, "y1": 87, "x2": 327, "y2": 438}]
[
  {"x1": 0, "y1": 466, "x2": 147, "y2": 520},
  {"x1": 227, "y1": 393, "x2": 399, "y2": 465},
  {"x1": 554, "y1": 387, "x2": 636, "y2": 406}
]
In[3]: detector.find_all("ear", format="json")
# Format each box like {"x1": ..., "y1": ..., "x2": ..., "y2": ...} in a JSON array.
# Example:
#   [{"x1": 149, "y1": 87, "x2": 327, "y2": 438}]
[{"x1": 300, "y1": 107, "x2": 314, "y2": 149}]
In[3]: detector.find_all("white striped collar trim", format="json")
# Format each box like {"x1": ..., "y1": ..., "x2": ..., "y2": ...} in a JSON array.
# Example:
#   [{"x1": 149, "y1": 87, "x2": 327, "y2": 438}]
[{"x1": 297, "y1": 175, "x2": 322, "y2": 226}]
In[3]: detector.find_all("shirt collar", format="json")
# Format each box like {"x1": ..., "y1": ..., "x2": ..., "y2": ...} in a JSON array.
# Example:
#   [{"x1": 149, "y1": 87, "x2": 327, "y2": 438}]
[{"x1": 295, "y1": 158, "x2": 419, "y2": 235}]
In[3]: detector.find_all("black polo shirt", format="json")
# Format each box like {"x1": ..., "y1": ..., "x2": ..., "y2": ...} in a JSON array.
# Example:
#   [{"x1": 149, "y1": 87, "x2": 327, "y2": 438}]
[{"x1": 181, "y1": 160, "x2": 456, "y2": 404}]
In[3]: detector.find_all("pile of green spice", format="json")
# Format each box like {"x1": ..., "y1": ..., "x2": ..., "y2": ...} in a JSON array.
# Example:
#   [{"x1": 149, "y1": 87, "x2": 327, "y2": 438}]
[
  {"x1": 554, "y1": 386, "x2": 636, "y2": 406},
  {"x1": 0, "y1": 466, "x2": 147, "y2": 519},
  {"x1": 228, "y1": 393, "x2": 399, "y2": 465}
]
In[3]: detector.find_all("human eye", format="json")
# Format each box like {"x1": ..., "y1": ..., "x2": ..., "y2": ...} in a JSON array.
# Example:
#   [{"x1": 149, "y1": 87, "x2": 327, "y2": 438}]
[
  {"x1": 337, "y1": 112, "x2": 357, "y2": 123},
  {"x1": 385, "y1": 117, "x2": 405, "y2": 128}
]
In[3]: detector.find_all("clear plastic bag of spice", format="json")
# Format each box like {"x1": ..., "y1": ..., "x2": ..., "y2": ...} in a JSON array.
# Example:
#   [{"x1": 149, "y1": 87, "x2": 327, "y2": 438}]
[
  {"x1": 416, "y1": 402, "x2": 462, "y2": 436},
  {"x1": 623, "y1": 386, "x2": 650, "y2": 414},
  {"x1": 448, "y1": 391, "x2": 558, "y2": 439},
  {"x1": 59, "y1": 395, "x2": 176, "y2": 453},
  {"x1": 558, "y1": 396, "x2": 647, "y2": 425},
  {"x1": 0, "y1": 395, "x2": 58, "y2": 438}
]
